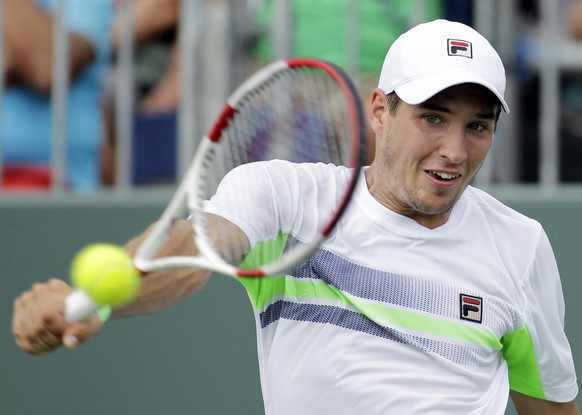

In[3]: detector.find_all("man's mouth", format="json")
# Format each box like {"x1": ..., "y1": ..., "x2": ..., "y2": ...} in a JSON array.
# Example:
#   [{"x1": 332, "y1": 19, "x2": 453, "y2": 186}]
[{"x1": 428, "y1": 170, "x2": 461, "y2": 181}]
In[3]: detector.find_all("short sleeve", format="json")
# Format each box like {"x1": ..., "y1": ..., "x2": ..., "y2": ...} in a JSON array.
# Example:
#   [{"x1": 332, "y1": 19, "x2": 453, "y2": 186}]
[
  {"x1": 504, "y1": 228, "x2": 578, "y2": 402},
  {"x1": 203, "y1": 161, "x2": 350, "y2": 248},
  {"x1": 202, "y1": 161, "x2": 300, "y2": 247}
]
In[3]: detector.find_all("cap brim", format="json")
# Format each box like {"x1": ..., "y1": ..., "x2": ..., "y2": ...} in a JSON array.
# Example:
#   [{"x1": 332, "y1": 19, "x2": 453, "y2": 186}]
[{"x1": 394, "y1": 71, "x2": 510, "y2": 113}]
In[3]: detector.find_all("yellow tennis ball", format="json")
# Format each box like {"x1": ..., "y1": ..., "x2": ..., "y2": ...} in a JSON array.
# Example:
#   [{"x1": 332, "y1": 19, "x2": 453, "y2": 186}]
[{"x1": 71, "y1": 244, "x2": 141, "y2": 308}]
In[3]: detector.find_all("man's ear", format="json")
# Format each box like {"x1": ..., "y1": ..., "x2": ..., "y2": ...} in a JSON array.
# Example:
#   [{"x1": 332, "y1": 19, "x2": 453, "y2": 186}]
[{"x1": 368, "y1": 88, "x2": 388, "y2": 135}]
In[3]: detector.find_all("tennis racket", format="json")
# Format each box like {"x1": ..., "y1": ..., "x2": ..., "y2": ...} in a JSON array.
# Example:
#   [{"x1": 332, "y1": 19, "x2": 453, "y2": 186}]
[{"x1": 65, "y1": 57, "x2": 366, "y2": 321}]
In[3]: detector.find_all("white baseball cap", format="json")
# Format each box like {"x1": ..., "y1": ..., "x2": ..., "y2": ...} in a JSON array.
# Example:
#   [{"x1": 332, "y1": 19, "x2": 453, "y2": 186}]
[{"x1": 378, "y1": 19, "x2": 510, "y2": 113}]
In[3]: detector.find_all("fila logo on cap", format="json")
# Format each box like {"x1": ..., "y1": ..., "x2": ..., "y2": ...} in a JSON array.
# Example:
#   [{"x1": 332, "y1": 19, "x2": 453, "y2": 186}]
[
  {"x1": 460, "y1": 294, "x2": 482, "y2": 323},
  {"x1": 448, "y1": 39, "x2": 472, "y2": 58}
]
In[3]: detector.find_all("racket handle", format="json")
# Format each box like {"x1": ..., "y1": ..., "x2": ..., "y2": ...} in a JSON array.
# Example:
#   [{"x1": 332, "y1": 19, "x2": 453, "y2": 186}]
[{"x1": 64, "y1": 289, "x2": 99, "y2": 323}]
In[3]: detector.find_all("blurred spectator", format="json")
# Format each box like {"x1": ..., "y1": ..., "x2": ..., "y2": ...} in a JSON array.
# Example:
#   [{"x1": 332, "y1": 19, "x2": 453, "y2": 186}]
[
  {"x1": 517, "y1": 0, "x2": 582, "y2": 182},
  {"x1": 102, "y1": 0, "x2": 180, "y2": 186},
  {"x1": 252, "y1": 0, "x2": 443, "y2": 164},
  {"x1": 507, "y1": 0, "x2": 582, "y2": 183},
  {"x1": 567, "y1": 0, "x2": 582, "y2": 39},
  {"x1": 560, "y1": 0, "x2": 582, "y2": 181},
  {"x1": 443, "y1": 0, "x2": 473, "y2": 25},
  {"x1": 1, "y1": 0, "x2": 114, "y2": 192}
]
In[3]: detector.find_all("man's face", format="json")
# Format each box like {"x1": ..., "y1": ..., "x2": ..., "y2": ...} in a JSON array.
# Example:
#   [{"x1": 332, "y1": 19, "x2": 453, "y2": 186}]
[{"x1": 367, "y1": 84, "x2": 499, "y2": 228}]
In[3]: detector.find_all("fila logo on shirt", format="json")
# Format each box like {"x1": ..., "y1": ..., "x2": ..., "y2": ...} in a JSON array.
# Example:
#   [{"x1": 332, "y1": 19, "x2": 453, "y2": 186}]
[
  {"x1": 447, "y1": 38, "x2": 473, "y2": 58},
  {"x1": 460, "y1": 294, "x2": 482, "y2": 323}
]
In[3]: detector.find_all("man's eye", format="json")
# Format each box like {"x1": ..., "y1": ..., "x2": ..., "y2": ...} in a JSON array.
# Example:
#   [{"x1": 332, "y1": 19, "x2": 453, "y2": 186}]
[
  {"x1": 425, "y1": 114, "x2": 439, "y2": 124},
  {"x1": 468, "y1": 122, "x2": 486, "y2": 132}
]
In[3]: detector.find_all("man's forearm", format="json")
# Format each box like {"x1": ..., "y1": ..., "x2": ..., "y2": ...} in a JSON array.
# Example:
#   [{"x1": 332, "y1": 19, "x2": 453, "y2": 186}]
[{"x1": 112, "y1": 219, "x2": 211, "y2": 318}]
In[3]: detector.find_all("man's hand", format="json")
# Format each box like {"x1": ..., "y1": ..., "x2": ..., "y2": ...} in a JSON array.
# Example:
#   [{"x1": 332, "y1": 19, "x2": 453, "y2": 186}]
[{"x1": 13, "y1": 279, "x2": 102, "y2": 355}]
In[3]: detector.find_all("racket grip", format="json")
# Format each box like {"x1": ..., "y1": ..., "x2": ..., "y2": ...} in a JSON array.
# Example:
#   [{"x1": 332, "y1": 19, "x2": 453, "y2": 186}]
[{"x1": 64, "y1": 289, "x2": 99, "y2": 323}]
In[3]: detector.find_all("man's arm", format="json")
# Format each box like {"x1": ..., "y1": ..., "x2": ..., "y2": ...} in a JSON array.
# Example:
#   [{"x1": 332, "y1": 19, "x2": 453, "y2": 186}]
[
  {"x1": 12, "y1": 215, "x2": 250, "y2": 354},
  {"x1": 511, "y1": 390, "x2": 579, "y2": 415},
  {"x1": 110, "y1": 219, "x2": 211, "y2": 318},
  {"x1": 3, "y1": 0, "x2": 95, "y2": 93}
]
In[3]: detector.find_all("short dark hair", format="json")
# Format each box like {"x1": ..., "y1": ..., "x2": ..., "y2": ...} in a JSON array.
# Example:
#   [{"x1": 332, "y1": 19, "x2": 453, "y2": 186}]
[
  {"x1": 385, "y1": 84, "x2": 502, "y2": 122},
  {"x1": 386, "y1": 92, "x2": 401, "y2": 116}
]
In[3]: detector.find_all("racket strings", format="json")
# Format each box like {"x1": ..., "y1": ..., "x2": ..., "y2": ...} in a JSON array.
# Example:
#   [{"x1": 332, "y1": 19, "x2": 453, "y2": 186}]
[
  {"x1": 199, "y1": 63, "x2": 363, "y2": 271},
  {"x1": 134, "y1": 59, "x2": 365, "y2": 276},
  {"x1": 223, "y1": 68, "x2": 351, "y2": 167}
]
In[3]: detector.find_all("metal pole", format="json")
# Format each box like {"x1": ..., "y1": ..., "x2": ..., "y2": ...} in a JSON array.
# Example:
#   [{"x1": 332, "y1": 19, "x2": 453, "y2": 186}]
[
  {"x1": 51, "y1": 0, "x2": 69, "y2": 193},
  {"x1": 177, "y1": 0, "x2": 205, "y2": 179},
  {"x1": 272, "y1": 0, "x2": 292, "y2": 59},
  {"x1": 539, "y1": 0, "x2": 560, "y2": 187},
  {"x1": 205, "y1": 0, "x2": 230, "y2": 123},
  {"x1": 0, "y1": 0, "x2": 4, "y2": 193},
  {"x1": 346, "y1": 0, "x2": 360, "y2": 88},
  {"x1": 114, "y1": 0, "x2": 135, "y2": 192},
  {"x1": 495, "y1": 0, "x2": 520, "y2": 183},
  {"x1": 409, "y1": 0, "x2": 426, "y2": 27},
  {"x1": 228, "y1": 0, "x2": 250, "y2": 89},
  {"x1": 472, "y1": 0, "x2": 495, "y2": 188}
]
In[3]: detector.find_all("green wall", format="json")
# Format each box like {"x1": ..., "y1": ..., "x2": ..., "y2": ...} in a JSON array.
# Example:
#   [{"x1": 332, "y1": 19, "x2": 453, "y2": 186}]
[{"x1": 1, "y1": 187, "x2": 580, "y2": 414}]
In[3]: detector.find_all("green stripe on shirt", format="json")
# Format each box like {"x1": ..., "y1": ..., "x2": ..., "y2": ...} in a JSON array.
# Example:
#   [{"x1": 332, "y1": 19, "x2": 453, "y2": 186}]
[
  {"x1": 502, "y1": 325, "x2": 545, "y2": 399},
  {"x1": 238, "y1": 237, "x2": 501, "y2": 349}
]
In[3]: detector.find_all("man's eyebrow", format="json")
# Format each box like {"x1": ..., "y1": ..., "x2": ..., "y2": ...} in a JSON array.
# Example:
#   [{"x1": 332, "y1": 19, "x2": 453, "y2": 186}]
[
  {"x1": 418, "y1": 102, "x2": 450, "y2": 113},
  {"x1": 418, "y1": 101, "x2": 497, "y2": 120}
]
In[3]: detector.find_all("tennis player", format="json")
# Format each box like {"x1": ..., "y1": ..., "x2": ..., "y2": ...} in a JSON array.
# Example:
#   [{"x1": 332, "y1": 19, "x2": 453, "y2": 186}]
[{"x1": 13, "y1": 19, "x2": 579, "y2": 414}]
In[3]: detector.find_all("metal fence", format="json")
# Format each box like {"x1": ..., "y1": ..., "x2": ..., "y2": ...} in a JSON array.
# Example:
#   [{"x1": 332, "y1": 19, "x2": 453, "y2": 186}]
[{"x1": 0, "y1": 0, "x2": 580, "y2": 195}]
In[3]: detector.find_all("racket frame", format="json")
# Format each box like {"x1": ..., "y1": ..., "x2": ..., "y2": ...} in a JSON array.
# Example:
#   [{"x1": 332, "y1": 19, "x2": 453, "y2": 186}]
[{"x1": 133, "y1": 57, "x2": 365, "y2": 278}]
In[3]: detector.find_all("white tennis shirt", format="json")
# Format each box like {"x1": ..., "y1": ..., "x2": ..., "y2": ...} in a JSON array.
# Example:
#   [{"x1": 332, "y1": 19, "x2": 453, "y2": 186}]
[{"x1": 204, "y1": 161, "x2": 578, "y2": 415}]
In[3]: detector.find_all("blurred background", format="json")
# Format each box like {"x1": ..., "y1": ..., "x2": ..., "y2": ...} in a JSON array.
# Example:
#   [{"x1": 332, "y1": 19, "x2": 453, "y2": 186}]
[{"x1": 1, "y1": 0, "x2": 581, "y2": 414}]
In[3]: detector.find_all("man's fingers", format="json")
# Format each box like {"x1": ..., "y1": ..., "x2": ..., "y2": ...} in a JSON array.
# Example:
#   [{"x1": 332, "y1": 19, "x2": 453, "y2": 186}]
[
  {"x1": 13, "y1": 291, "x2": 43, "y2": 354},
  {"x1": 11, "y1": 278, "x2": 101, "y2": 354},
  {"x1": 62, "y1": 316, "x2": 101, "y2": 349}
]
